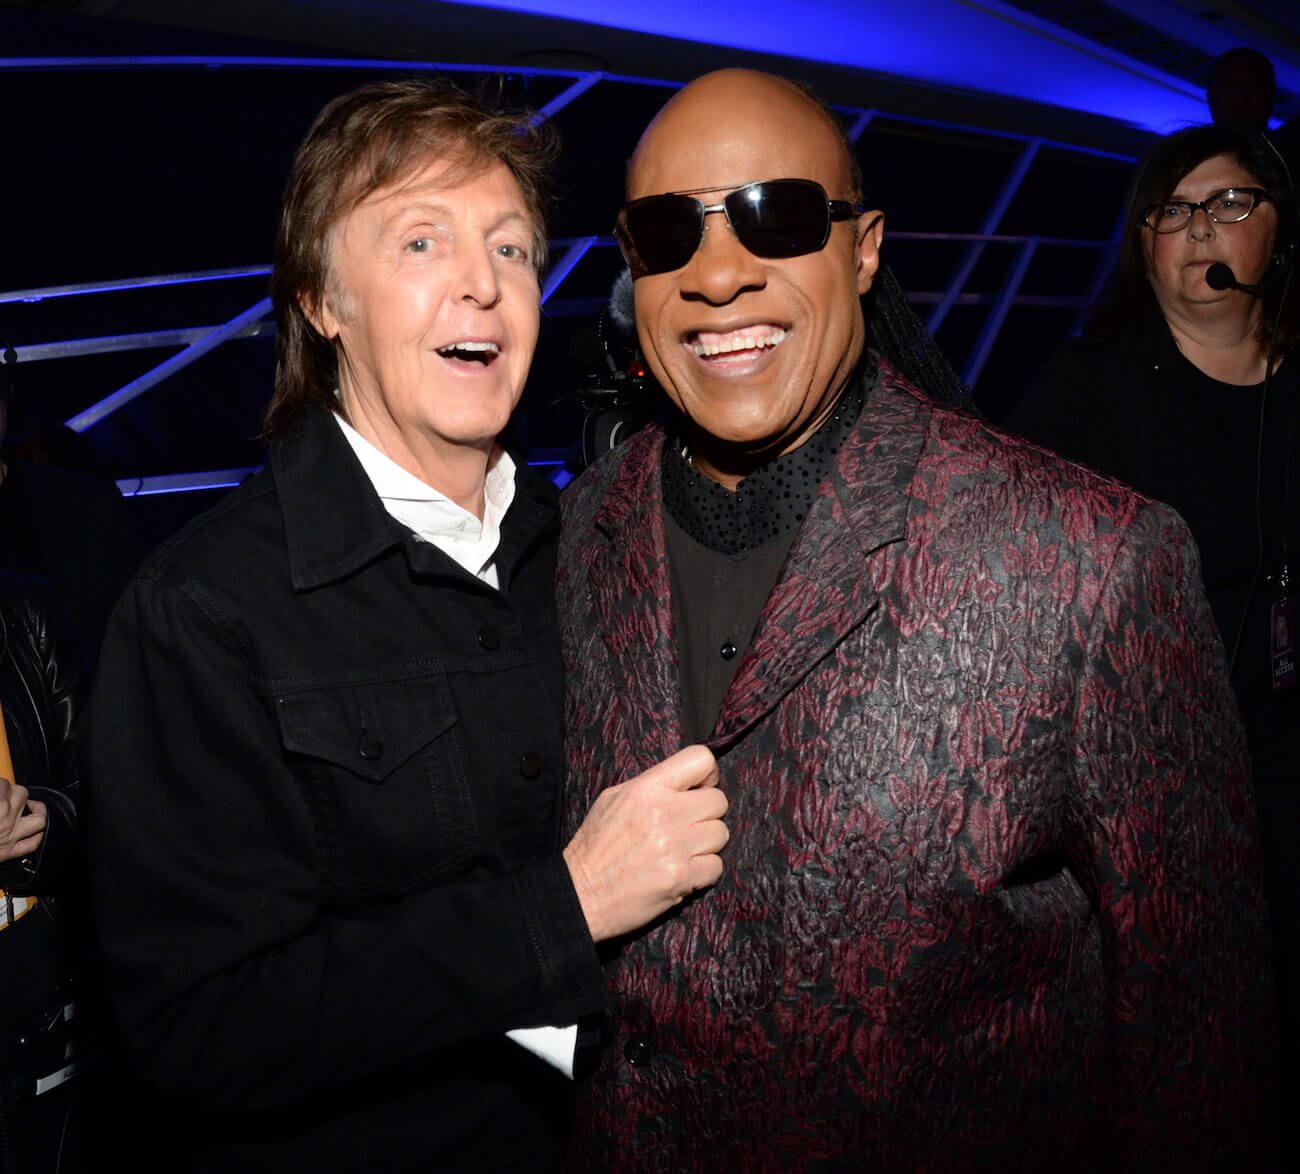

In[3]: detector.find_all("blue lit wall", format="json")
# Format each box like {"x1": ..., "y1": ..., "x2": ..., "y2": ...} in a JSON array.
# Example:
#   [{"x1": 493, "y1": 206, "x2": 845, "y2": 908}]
[{"x1": 472, "y1": 0, "x2": 1213, "y2": 133}]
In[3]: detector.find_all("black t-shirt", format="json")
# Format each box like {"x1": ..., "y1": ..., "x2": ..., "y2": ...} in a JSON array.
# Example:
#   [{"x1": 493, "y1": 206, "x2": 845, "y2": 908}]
[{"x1": 1007, "y1": 324, "x2": 1299, "y2": 786}]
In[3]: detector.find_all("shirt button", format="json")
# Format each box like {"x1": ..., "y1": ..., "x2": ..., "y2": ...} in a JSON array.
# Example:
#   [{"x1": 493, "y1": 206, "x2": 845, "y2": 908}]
[
  {"x1": 623, "y1": 1038, "x2": 653, "y2": 1068},
  {"x1": 358, "y1": 734, "x2": 384, "y2": 761},
  {"x1": 720, "y1": 640, "x2": 738, "y2": 660},
  {"x1": 477, "y1": 624, "x2": 502, "y2": 650},
  {"x1": 518, "y1": 751, "x2": 543, "y2": 779}
]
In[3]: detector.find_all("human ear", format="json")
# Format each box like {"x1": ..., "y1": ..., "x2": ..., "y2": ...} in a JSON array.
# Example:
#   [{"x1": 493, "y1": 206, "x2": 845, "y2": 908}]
[
  {"x1": 856, "y1": 212, "x2": 885, "y2": 295},
  {"x1": 301, "y1": 289, "x2": 342, "y2": 341}
]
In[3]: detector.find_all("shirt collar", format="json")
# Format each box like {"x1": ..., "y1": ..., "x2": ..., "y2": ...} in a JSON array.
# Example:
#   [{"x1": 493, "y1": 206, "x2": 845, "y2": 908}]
[
  {"x1": 661, "y1": 356, "x2": 877, "y2": 556},
  {"x1": 333, "y1": 410, "x2": 516, "y2": 584}
]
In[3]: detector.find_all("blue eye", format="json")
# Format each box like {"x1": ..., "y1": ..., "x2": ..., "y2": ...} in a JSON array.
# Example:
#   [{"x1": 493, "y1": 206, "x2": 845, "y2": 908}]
[{"x1": 497, "y1": 243, "x2": 529, "y2": 262}]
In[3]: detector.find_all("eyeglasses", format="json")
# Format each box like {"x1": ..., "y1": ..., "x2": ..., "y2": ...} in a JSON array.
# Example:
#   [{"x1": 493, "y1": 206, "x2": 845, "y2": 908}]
[
  {"x1": 615, "y1": 178, "x2": 866, "y2": 275},
  {"x1": 1142, "y1": 187, "x2": 1272, "y2": 233}
]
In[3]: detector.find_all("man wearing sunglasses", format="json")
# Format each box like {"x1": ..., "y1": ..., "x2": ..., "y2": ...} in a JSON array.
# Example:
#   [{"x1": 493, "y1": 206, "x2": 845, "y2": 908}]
[{"x1": 558, "y1": 68, "x2": 1276, "y2": 1168}]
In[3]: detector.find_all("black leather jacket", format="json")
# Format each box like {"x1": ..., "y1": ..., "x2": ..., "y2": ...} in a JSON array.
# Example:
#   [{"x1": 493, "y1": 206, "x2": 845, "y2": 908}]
[
  {"x1": 0, "y1": 570, "x2": 79, "y2": 898},
  {"x1": 0, "y1": 570, "x2": 82, "y2": 1174}
]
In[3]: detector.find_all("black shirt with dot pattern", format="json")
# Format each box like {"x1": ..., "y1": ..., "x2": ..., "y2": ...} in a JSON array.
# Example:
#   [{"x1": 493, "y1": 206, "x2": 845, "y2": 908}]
[{"x1": 661, "y1": 362, "x2": 875, "y2": 741}]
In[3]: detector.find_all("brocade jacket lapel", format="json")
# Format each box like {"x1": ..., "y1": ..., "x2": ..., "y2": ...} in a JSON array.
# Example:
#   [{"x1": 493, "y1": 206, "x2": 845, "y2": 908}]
[
  {"x1": 574, "y1": 361, "x2": 931, "y2": 764},
  {"x1": 714, "y1": 364, "x2": 927, "y2": 747},
  {"x1": 583, "y1": 429, "x2": 684, "y2": 771}
]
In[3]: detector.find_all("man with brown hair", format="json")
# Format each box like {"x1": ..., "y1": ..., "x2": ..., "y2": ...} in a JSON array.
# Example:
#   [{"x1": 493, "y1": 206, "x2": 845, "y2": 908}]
[{"x1": 559, "y1": 68, "x2": 1277, "y2": 1168}]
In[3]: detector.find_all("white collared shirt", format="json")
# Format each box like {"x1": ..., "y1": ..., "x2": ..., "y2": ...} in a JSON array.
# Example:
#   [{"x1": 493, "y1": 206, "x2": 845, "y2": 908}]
[
  {"x1": 332, "y1": 412, "x2": 578, "y2": 1078},
  {"x1": 333, "y1": 411, "x2": 516, "y2": 586}
]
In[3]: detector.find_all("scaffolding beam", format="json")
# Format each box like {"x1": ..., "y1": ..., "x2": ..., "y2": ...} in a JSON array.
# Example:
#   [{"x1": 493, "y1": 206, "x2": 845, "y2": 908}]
[{"x1": 66, "y1": 296, "x2": 272, "y2": 432}]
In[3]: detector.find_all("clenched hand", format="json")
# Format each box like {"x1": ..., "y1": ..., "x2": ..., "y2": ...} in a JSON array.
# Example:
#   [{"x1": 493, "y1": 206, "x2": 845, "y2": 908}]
[{"x1": 564, "y1": 745, "x2": 728, "y2": 942}]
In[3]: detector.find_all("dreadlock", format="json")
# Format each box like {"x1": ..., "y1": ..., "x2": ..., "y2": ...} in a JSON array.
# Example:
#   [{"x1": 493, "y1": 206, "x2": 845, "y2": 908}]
[{"x1": 868, "y1": 262, "x2": 975, "y2": 413}]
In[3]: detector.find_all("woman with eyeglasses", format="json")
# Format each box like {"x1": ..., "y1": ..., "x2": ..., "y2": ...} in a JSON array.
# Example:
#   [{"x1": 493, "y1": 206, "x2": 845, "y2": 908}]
[{"x1": 1007, "y1": 121, "x2": 1300, "y2": 1104}]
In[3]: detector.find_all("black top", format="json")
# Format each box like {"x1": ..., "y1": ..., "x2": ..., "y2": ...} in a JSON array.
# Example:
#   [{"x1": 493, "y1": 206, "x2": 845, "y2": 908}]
[{"x1": 1006, "y1": 320, "x2": 1299, "y2": 781}]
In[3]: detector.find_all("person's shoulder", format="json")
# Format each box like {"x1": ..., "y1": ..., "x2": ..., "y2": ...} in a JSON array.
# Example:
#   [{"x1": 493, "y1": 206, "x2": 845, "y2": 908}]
[
  {"x1": 930, "y1": 395, "x2": 1164, "y2": 522},
  {"x1": 913, "y1": 405, "x2": 1194, "y2": 603},
  {"x1": 133, "y1": 465, "x2": 278, "y2": 588},
  {"x1": 1050, "y1": 327, "x2": 1153, "y2": 374},
  {"x1": 0, "y1": 568, "x2": 56, "y2": 627},
  {"x1": 560, "y1": 422, "x2": 664, "y2": 523},
  {"x1": 0, "y1": 571, "x2": 75, "y2": 674},
  {"x1": 1270, "y1": 116, "x2": 1300, "y2": 166},
  {"x1": 6, "y1": 456, "x2": 126, "y2": 506},
  {"x1": 1009, "y1": 328, "x2": 1158, "y2": 421},
  {"x1": 1001, "y1": 323, "x2": 1165, "y2": 462}
]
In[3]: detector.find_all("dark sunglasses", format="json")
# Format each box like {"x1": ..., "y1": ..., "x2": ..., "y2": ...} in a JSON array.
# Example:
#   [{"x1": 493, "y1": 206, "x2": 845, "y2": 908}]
[{"x1": 615, "y1": 178, "x2": 866, "y2": 275}]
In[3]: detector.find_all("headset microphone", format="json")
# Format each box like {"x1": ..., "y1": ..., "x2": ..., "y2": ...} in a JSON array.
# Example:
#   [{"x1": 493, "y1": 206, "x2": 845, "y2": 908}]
[{"x1": 1205, "y1": 262, "x2": 1267, "y2": 292}]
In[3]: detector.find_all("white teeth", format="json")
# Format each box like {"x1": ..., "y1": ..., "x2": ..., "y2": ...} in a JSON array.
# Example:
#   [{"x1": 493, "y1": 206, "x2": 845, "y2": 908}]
[
  {"x1": 691, "y1": 329, "x2": 786, "y2": 357},
  {"x1": 438, "y1": 340, "x2": 499, "y2": 357}
]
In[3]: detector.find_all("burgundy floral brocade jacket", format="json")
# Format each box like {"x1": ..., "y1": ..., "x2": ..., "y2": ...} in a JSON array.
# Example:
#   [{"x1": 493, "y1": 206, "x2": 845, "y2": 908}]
[{"x1": 557, "y1": 363, "x2": 1277, "y2": 1171}]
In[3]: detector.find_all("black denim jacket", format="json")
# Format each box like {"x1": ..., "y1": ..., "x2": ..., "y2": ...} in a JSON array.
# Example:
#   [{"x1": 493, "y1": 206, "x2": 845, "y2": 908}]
[{"x1": 84, "y1": 409, "x2": 605, "y2": 1170}]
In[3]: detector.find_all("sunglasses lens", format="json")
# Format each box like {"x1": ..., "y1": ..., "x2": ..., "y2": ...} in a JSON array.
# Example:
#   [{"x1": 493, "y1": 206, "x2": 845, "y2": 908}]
[
  {"x1": 616, "y1": 180, "x2": 838, "y2": 273},
  {"x1": 619, "y1": 194, "x2": 703, "y2": 274},
  {"x1": 730, "y1": 180, "x2": 830, "y2": 258}
]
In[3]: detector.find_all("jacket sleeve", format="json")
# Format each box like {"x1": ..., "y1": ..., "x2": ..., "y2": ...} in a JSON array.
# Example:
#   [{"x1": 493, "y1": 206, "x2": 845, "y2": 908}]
[
  {"x1": 84, "y1": 573, "x2": 606, "y2": 1110},
  {"x1": 1068, "y1": 499, "x2": 1277, "y2": 1161}
]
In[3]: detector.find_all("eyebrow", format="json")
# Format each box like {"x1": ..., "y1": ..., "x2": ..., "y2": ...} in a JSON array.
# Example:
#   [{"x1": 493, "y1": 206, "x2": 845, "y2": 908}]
[
  {"x1": 377, "y1": 201, "x2": 532, "y2": 235},
  {"x1": 1166, "y1": 183, "x2": 1251, "y2": 201},
  {"x1": 485, "y1": 209, "x2": 532, "y2": 233}
]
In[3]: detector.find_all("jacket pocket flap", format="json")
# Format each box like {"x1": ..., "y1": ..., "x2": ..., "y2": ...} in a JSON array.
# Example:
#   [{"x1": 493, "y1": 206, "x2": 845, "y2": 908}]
[{"x1": 273, "y1": 679, "x2": 457, "y2": 783}]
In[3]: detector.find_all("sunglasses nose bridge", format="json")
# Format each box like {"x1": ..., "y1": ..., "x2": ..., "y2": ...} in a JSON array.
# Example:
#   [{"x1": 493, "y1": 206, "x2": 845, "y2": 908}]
[
  {"x1": 685, "y1": 196, "x2": 754, "y2": 262},
  {"x1": 697, "y1": 198, "x2": 734, "y2": 241},
  {"x1": 681, "y1": 215, "x2": 768, "y2": 304}
]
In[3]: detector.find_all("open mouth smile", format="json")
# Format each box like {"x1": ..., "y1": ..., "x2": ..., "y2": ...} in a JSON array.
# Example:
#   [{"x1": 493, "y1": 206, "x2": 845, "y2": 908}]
[
  {"x1": 436, "y1": 340, "x2": 500, "y2": 366},
  {"x1": 688, "y1": 325, "x2": 787, "y2": 360}
]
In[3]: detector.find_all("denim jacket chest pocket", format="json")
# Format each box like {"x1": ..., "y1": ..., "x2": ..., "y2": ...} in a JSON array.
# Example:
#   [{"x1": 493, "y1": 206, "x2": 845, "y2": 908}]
[{"x1": 272, "y1": 676, "x2": 479, "y2": 895}]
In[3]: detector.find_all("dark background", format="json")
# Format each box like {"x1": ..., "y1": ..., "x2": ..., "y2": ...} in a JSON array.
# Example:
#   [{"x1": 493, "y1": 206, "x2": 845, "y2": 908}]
[{"x1": 2, "y1": 0, "x2": 1297, "y2": 548}]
